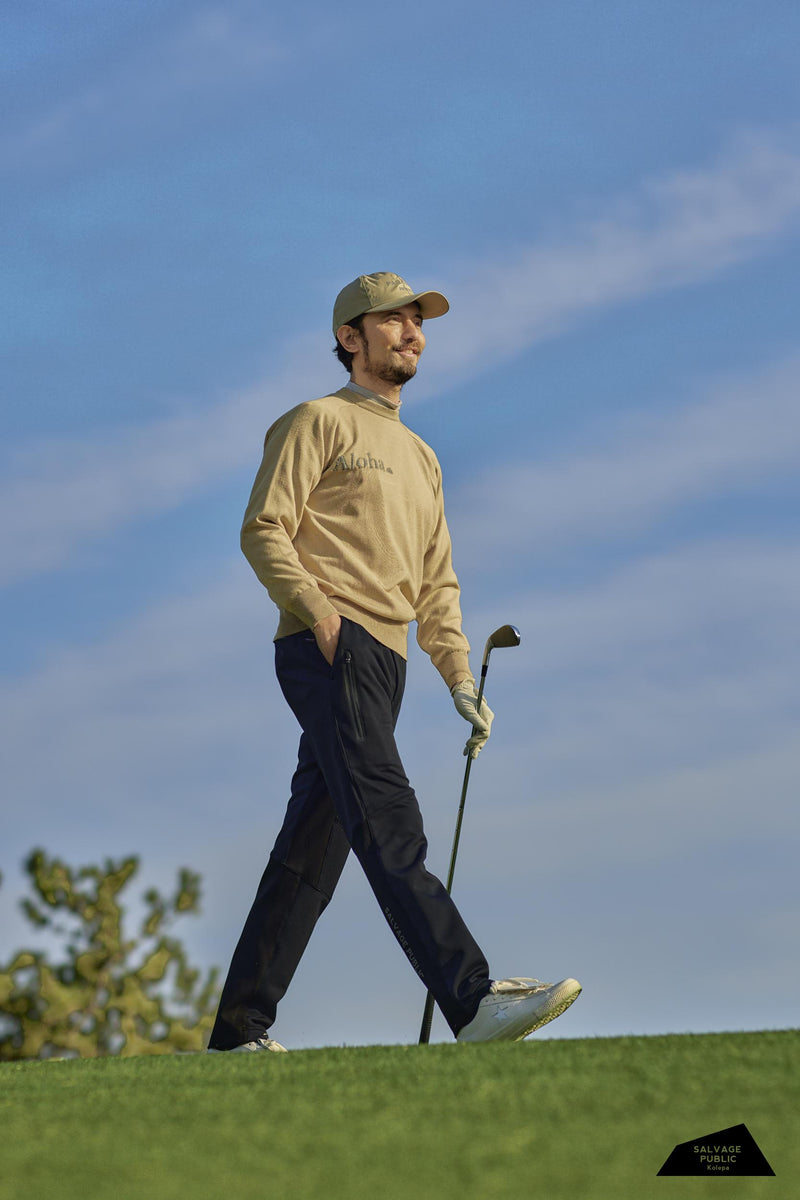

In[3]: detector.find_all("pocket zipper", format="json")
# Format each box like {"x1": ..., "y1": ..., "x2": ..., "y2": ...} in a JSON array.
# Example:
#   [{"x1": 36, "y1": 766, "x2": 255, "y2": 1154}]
[{"x1": 342, "y1": 650, "x2": 366, "y2": 741}]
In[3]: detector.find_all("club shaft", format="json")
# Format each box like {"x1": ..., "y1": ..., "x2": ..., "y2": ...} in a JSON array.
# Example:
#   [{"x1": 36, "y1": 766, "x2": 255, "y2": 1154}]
[
  {"x1": 444, "y1": 669, "x2": 486, "y2": 894},
  {"x1": 418, "y1": 669, "x2": 488, "y2": 1044}
]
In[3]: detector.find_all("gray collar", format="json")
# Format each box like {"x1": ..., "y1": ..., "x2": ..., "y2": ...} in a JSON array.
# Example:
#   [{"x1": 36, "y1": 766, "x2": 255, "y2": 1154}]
[{"x1": 346, "y1": 380, "x2": 401, "y2": 410}]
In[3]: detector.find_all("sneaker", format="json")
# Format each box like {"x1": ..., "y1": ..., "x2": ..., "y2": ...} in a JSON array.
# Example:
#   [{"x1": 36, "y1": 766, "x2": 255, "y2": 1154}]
[
  {"x1": 457, "y1": 977, "x2": 582, "y2": 1043},
  {"x1": 207, "y1": 1036, "x2": 288, "y2": 1053}
]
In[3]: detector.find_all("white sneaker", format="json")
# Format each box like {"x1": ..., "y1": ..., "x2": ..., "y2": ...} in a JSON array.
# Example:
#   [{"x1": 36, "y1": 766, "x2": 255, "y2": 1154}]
[
  {"x1": 457, "y1": 977, "x2": 582, "y2": 1043},
  {"x1": 207, "y1": 1036, "x2": 287, "y2": 1053}
]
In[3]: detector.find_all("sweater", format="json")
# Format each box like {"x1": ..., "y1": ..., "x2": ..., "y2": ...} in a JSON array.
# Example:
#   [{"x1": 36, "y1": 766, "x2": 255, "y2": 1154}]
[{"x1": 240, "y1": 386, "x2": 472, "y2": 690}]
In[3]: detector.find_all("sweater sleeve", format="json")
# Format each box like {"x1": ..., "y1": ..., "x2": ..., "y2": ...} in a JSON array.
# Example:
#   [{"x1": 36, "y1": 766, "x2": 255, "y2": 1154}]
[
  {"x1": 414, "y1": 473, "x2": 472, "y2": 690},
  {"x1": 240, "y1": 404, "x2": 339, "y2": 629}
]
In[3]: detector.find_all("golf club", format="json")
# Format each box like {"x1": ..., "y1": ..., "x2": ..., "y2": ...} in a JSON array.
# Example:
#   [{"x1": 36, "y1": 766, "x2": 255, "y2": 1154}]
[{"x1": 418, "y1": 623, "x2": 521, "y2": 1045}]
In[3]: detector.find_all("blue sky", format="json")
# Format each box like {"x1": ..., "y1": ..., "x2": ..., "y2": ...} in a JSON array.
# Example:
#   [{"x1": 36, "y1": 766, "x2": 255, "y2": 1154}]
[{"x1": 2, "y1": 0, "x2": 798, "y2": 1048}]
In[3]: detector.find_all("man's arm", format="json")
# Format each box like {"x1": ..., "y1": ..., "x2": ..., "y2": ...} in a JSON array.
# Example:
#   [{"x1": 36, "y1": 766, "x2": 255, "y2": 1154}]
[
  {"x1": 415, "y1": 473, "x2": 494, "y2": 756},
  {"x1": 240, "y1": 403, "x2": 339, "y2": 632},
  {"x1": 414, "y1": 476, "x2": 472, "y2": 690}
]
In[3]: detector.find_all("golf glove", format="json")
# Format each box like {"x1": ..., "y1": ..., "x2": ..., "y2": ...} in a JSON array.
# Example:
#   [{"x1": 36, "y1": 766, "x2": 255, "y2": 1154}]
[{"x1": 451, "y1": 679, "x2": 495, "y2": 758}]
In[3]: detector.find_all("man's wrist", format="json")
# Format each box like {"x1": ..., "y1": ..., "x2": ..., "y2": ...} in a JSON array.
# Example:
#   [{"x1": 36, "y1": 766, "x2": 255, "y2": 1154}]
[
  {"x1": 293, "y1": 585, "x2": 337, "y2": 630},
  {"x1": 438, "y1": 648, "x2": 473, "y2": 692},
  {"x1": 313, "y1": 613, "x2": 341, "y2": 632}
]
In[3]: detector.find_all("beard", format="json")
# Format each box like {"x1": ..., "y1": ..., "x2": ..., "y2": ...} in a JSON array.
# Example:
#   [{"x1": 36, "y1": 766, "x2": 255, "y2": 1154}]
[{"x1": 360, "y1": 337, "x2": 420, "y2": 387}]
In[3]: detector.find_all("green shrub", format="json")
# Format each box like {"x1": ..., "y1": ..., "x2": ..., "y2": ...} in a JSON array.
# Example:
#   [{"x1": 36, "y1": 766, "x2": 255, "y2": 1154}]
[{"x1": 0, "y1": 849, "x2": 219, "y2": 1059}]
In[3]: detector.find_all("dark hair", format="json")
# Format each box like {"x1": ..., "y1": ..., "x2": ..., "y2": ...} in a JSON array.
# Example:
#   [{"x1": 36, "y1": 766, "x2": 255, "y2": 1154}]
[{"x1": 333, "y1": 313, "x2": 365, "y2": 372}]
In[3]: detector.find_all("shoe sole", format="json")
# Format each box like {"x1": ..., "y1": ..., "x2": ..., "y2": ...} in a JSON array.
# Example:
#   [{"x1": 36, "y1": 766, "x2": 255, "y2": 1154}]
[{"x1": 517, "y1": 978, "x2": 582, "y2": 1039}]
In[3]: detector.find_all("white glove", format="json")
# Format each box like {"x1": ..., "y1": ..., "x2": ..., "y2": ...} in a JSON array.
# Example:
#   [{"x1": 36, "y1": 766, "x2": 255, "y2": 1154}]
[{"x1": 450, "y1": 679, "x2": 495, "y2": 759}]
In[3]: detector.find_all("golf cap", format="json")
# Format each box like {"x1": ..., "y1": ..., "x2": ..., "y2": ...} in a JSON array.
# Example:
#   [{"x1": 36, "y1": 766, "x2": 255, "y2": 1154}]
[{"x1": 332, "y1": 272, "x2": 449, "y2": 334}]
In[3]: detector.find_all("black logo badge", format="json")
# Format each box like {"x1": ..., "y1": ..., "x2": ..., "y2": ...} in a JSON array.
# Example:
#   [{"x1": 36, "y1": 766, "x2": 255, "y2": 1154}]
[{"x1": 658, "y1": 1123, "x2": 774, "y2": 1176}]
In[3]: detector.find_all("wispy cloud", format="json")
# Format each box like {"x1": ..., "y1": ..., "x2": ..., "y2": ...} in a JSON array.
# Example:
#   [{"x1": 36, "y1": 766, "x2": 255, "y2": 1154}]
[
  {"x1": 2, "y1": 135, "x2": 799, "y2": 588},
  {"x1": 0, "y1": 563, "x2": 293, "y2": 833},
  {"x1": 425, "y1": 130, "x2": 800, "y2": 381},
  {"x1": 0, "y1": 338, "x2": 330, "y2": 587},
  {"x1": 449, "y1": 354, "x2": 800, "y2": 566},
  {"x1": 2, "y1": 5, "x2": 286, "y2": 172}
]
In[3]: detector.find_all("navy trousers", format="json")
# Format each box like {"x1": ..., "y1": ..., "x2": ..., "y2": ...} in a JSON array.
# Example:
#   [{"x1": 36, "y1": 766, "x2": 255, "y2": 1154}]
[{"x1": 208, "y1": 618, "x2": 490, "y2": 1048}]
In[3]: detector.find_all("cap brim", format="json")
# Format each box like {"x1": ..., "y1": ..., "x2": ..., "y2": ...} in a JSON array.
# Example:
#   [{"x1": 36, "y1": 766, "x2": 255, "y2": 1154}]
[{"x1": 367, "y1": 289, "x2": 449, "y2": 320}]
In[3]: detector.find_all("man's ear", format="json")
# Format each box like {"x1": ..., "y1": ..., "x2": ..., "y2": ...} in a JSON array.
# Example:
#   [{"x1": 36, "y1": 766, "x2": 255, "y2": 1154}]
[{"x1": 336, "y1": 323, "x2": 362, "y2": 353}]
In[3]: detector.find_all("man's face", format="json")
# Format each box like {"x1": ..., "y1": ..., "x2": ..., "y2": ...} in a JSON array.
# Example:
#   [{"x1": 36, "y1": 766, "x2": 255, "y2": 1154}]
[{"x1": 353, "y1": 302, "x2": 426, "y2": 387}]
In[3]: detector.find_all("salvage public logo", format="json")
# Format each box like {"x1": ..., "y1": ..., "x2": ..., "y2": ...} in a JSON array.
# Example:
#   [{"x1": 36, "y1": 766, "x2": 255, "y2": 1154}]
[{"x1": 657, "y1": 1123, "x2": 774, "y2": 1176}]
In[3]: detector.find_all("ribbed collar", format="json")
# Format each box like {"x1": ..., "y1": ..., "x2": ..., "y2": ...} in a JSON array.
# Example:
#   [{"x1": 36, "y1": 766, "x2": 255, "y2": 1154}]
[
  {"x1": 339, "y1": 384, "x2": 402, "y2": 421},
  {"x1": 345, "y1": 380, "x2": 402, "y2": 410}
]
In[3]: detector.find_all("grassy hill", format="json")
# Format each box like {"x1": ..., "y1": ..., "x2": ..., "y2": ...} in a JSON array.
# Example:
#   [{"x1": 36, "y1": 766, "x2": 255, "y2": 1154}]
[{"x1": 1, "y1": 1029, "x2": 797, "y2": 1200}]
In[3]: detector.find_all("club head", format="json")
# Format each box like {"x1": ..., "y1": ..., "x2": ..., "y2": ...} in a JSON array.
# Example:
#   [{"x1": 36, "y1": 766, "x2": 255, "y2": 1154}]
[
  {"x1": 482, "y1": 624, "x2": 521, "y2": 667},
  {"x1": 487, "y1": 624, "x2": 521, "y2": 650}
]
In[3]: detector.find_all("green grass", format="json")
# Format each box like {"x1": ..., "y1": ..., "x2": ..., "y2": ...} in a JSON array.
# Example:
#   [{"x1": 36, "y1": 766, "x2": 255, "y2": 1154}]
[{"x1": 1, "y1": 1030, "x2": 797, "y2": 1200}]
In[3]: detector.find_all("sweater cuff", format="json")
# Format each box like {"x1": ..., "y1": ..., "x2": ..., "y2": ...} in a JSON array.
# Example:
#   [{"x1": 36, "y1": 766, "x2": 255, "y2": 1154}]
[
  {"x1": 290, "y1": 585, "x2": 339, "y2": 629},
  {"x1": 437, "y1": 650, "x2": 472, "y2": 692}
]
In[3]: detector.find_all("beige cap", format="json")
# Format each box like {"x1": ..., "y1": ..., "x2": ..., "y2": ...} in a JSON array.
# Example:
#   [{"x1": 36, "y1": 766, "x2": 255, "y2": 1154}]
[{"x1": 333, "y1": 271, "x2": 449, "y2": 334}]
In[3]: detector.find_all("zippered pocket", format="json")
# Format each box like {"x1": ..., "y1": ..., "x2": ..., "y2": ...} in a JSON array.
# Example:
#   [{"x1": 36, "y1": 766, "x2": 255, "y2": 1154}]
[{"x1": 342, "y1": 650, "x2": 366, "y2": 742}]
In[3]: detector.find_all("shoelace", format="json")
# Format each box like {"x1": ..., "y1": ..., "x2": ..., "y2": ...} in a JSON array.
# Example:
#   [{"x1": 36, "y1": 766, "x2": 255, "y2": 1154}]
[{"x1": 489, "y1": 978, "x2": 547, "y2": 995}]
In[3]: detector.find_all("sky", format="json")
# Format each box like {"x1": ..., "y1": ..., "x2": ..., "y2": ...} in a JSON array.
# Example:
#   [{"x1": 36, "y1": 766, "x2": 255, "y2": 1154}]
[{"x1": 1, "y1": 0, "x2": 798, "y2": 1049}]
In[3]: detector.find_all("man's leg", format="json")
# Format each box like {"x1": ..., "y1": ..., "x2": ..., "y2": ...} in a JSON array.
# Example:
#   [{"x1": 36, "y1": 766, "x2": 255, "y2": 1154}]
[
  {"x1": 276, "y1": 619, "x2": 491, "y2": 1035},
  {"x1": 208, "y1": 727, "x2": 350, "y2": 1049}
]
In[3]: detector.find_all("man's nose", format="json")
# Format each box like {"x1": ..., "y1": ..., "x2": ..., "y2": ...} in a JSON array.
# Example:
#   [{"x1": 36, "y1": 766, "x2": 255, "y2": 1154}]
[{"x1": 401, "y1": 318, "x2": 423, "y2": 342}]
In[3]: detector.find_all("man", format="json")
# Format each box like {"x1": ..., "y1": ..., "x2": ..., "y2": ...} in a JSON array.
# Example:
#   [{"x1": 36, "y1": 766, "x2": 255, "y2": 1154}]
[{"x1": 207, "y1": 272, "x2": 581, "y2": 1052}]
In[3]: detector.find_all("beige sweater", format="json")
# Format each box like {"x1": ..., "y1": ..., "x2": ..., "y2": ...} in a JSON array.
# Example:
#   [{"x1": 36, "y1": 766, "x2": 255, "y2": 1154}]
[{"x1": 241, "y1": 386, "x2": 472, "y2": 689}]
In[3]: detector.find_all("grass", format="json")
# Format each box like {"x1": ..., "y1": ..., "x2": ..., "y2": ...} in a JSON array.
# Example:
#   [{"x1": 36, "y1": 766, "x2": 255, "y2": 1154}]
[{"x1": 1, "y1": 1030, "x2": 797, "y2": 1200}]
